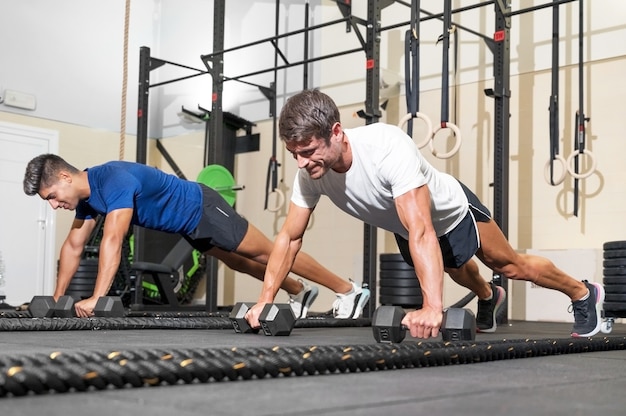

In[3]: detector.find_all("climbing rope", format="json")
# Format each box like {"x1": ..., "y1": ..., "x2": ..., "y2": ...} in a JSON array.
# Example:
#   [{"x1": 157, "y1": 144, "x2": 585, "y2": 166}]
[
  {"x1": 119, "y1": 0, "x2": 131, "y2": 161},
  {"x1": 0, "y1": 336, "x2": 623, "y2": 396}
]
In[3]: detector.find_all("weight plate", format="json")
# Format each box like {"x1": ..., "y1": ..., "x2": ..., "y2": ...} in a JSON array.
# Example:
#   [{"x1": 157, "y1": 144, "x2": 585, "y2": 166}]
[
  {"x1": 379, "y1": 287, "x2": 422, "y2": 297},
  {"x1": 605, "y1": 294, "x2": 626, "y2": 302},
  {"x1": 379, "y1": 295, "x2": 422, "y2": 308},
  {"x1": 602, "y1": 301, "x2": 626, "y2": 311},
  {"x1": 603, "y1": 259, "x2": 626, "y2": 268},
  {"x1": 379, "y1": 253, "x2": 405, "y2": 262},
  {"x1": 197, "y1": 164, "x2": 236, "y2": 206},
  {"x1": 379, "y1": 278, "x2": 421, "y2": 288},
  {"x1": 603, "y1": 276, "x2": 626, "y2": 285},
  {"x1": 604, "y1": 284, "x2": 626, "y2": 294},
  {"x1": 380, "y1": 270, "x2": 416, "y2": 279},
  {"x1": 603, "y1": 241, "x2": 626, "y2": 250},
  {"x1": 603, "y1": 268, "x2": 626, "y2": 276},
  {"x1": 379, "y1": 263, "x2": 415, "y2": 271},
  {"x1": 68, "y1": 278, "x2": 97, "y2": 285},
  {"x1": 604, "y1": 249, "x2": 626, "y2": 259}
]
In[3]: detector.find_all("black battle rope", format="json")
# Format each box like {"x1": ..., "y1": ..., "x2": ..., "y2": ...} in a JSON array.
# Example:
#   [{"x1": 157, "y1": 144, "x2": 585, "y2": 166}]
[
  {"x1": 0, "y1": 337, "x2": 623, "y2": 397},
  {"x1": 0, "y1": 315, "x2": 371, "y2": 331}
]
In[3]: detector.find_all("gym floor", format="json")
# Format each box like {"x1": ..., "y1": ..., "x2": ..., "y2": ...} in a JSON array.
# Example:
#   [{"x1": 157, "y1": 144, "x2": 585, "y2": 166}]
[{"x1": 1, "y1": 315, "x2": 625, "y2": 416}]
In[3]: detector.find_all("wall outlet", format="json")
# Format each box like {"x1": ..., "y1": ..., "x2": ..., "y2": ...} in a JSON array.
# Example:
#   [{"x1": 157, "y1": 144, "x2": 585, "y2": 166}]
[{"x1": 3, "y1": 89, "x2": 37, "y2": 110}]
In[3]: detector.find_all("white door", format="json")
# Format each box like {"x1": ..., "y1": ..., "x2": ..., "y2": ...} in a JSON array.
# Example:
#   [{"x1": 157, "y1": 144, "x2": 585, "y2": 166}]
[{"x1": 0, "y1": 121, "x2": 58, "y2": 305}]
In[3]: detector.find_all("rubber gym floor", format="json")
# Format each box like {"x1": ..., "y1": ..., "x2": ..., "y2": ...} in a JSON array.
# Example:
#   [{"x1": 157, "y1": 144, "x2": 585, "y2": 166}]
[{"x1": 0, "y1": 311, "x2": 625, "y2": 416}]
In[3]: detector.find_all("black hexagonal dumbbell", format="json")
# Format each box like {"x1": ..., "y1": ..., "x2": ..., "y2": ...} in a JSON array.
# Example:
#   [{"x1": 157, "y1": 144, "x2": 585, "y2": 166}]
[
  {"x1": 229, "y1": 302, "x2": 260, "y2": 334},
  {"x1": 53, "y1": 295, "x2": 77, "y2": 318},
  {"x1": 372, "y1": 305, "x2": 476, "y2": 343},
  {"x1": 259, "y1": 303, "x2": 296, "y2": 336},
  {"x1": 93, "y1": 296, "x2": 126, "y2": 317},
  {"x1": 229, "y1": 302, "x2": 296, "y2": 336},
  {"x1": 28, "y1": 295, "x2": 57, "y2": 318}
]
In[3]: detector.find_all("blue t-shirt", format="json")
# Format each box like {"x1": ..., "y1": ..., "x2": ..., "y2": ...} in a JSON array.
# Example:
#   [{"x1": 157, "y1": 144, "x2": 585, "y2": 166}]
[{"x1": 76, "y1": 161, "x2": 203, "y2": 235}]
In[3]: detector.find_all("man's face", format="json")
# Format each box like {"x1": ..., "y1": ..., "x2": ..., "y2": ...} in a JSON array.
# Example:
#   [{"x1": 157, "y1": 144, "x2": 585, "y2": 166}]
[
  {"x1": 38, "y1": 172, "x2": 79, "y2": 211},
  {"x1": 286, "y1": 135, "x2": 341, "y2": 180}
]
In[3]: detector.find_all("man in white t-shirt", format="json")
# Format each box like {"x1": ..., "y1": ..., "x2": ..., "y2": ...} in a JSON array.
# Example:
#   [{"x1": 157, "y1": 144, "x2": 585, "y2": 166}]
[{"x1": 246, "y1": 89, "x2": 604, "y2": 339}]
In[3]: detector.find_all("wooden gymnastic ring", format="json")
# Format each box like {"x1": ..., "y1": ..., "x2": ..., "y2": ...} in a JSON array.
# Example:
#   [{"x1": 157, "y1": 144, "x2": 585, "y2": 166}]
[
  {"x1": 566, "y1": 149, "x2": 597, "y2": 179},
  {"x1": 429, "y1": 122, "x2": 462, "y2": 159},
  {"x1": 266, "y1": 188, "x2": 285, "y2": 213},
  {"x1": 544, "y1": 154, "x2": 567, "y2": 186},
  {"x1": 398, "y1": 112, "x2": 433, "y2": 149}
]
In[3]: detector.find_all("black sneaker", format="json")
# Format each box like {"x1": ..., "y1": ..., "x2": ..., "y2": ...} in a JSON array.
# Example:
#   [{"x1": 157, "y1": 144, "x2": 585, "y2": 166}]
[
  {"x1": 570, "y1": 280, "x2": 605, "y2": 338},
  {"x1": 476, "y1": 282, "x2": 506, "y2": 333}
]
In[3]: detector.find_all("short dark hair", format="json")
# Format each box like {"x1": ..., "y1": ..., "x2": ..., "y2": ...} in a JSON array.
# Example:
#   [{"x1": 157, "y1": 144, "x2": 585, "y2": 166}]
[
  {"x1": 278, "y1": 89, "x2": 341, "y2": 145},
  {"x1": 23, "y1": 154, "x2": 79, "y2": 196}
]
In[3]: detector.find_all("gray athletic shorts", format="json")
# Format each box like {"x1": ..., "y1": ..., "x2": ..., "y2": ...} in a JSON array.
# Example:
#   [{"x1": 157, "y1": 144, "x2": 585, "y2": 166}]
[
  {"x1": 183, "y1": 184, "x2": 249, "y2": 253},
  {"x1": 394, "y1": 181, "x2": 491, "y2": 269}
]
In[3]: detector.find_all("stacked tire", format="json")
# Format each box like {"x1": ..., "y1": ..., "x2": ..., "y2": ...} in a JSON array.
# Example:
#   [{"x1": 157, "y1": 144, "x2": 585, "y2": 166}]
[
  {"x1": 379, "y1": 253, "x2": 422, "y2": 308},
  {"x1": 603, "y1": 240, "x2": 626, "y2": 319}
]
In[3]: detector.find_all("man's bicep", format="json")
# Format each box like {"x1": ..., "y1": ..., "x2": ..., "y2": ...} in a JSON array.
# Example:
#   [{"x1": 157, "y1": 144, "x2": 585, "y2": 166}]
[{"x1": 102, "y1": 208, "x2": 133, "y2": 238}]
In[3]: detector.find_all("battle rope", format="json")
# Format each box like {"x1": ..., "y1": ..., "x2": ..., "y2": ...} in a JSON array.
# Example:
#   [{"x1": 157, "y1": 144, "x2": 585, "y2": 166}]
[
  {"x1": 0, "y1": 315, "x2": 371, "y2": 331},
  {"x1": 0, "y1": 337, "x2": 623, "y2": 397},
  {"x1": 431, "y1": 0, "x2": 462, "y2": 159}
]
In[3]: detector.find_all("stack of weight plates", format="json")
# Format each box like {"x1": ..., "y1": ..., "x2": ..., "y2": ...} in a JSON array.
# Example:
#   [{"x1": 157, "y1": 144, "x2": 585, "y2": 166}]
[
  {"x1": 379, "y1": 253, "x2": 422, "y2": 308},
  {"x1": 64, "y1": 258, "x2": 98, "y2": 300},
  {"x1": 603, "y1": 240, "x2": 626, "y2": 318}
]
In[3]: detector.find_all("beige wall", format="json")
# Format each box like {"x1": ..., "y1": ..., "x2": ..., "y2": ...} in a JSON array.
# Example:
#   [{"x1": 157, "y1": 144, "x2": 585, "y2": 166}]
[{"x1": 3, "y1": 56, "x2": 625, "y2": 317}]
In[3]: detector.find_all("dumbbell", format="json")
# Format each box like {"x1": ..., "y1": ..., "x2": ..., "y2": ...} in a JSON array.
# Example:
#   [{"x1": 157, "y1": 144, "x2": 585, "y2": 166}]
[
  {"x1": 229, "y1": 302, "x2": 296, "y2": 336},
  {"x1": 372, "y1": 305, "x2": 476, "y2": 343},
  {"x1": 27, "y1": 295, "x2": 125, "y2": 318}
]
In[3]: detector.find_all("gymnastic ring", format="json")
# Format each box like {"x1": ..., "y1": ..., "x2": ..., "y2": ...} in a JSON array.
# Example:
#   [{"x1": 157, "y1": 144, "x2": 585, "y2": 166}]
[
  {"x1": 566, "y1": 149, "x2": 597, "y2": 179},
  {"x1": 543, "y1": 154, "x2": 567, "y2": 186},
  {"x1": 429, "y1": 122, "x2": 462, "y2": 159},
  {"x1": 266, "y1": 187, "x2": 285, "y2": 213},
  {"x1": 398, "y1": 112, "x2": 433, "y2": 149}
]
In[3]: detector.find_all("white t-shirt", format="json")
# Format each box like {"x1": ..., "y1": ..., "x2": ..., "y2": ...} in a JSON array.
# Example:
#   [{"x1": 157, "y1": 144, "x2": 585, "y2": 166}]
[{"x1": 291, "y1": 122, "x2": 469, "y2": 238}]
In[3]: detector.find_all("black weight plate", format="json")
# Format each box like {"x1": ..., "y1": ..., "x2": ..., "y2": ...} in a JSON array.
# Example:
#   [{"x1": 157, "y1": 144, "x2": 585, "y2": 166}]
[
  {"x1": 603, "y1": 276, "x2": 626, "y2": 285},
  {"x1": 379, "y1": 295, "x2": 423, "y2": 307},
  {"x1": 603, "y1": 268, "x2": 626, "y2": 276},
  {"x1": 603, "y1": 241, "x2": 626, "y2": 250},
  {"x1": 380, "y1": 270, "x2": 416, "y2": 279},
  {"x1": 379, "y1": 278, "x2": 421, "y2": 288},
  {"x1": 71, "y1": 272, "x2": 97, "y2": 279},
  {"x1": 604, "y1": 249, "x2": 626, "y2": 259},
  {"x1": 379, "y1": 263, "x2": 415, "y2": 271},
  {"x1": 603, "y1": 259, "x2": 626, "y2": 268},
  {"x1": 604, "y1": 284, "x2": 626, "y2": 294},
  {"x1": 605, "y1": 294, "x2": 626, "y2": 302},
  {"x1": 602, "y1": 301, "x2": 626, "y2": 312},
  {"x1": 379, "y1": 287, "x2": 422, "y2": 297},
  {"x1": 64, "y1": 290, "x2": 93, "y2": 298},
  {"x1": 69, "y1": 278, "x2": 98, "y2": 285},
  {"x1": 379, "y1": 253, "x2": 406, "y2": 262}
]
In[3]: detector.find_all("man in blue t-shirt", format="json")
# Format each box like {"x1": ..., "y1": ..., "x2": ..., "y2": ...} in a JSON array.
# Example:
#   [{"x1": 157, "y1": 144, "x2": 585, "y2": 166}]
[{"x1": 23, "y1": 154, "x2": 367, "y2": 318}]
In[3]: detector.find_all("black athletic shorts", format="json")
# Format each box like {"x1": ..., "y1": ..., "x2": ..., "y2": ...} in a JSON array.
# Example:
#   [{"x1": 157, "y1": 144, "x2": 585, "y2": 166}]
[
  {"x1": 394, "y1": 181, "x2": 491, "y2": 269},
  {"x1": 182, "y1": 184, "x2": 249, "y2": 253}
]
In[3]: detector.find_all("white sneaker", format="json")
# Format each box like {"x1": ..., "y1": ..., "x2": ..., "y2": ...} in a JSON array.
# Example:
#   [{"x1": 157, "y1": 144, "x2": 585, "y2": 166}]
[
  {"x1": 288, "y1": 279, "x2": 319, "y2": 319},
  {"x1": 332, "y1": 281, "x2": 371, "y2": 319}
]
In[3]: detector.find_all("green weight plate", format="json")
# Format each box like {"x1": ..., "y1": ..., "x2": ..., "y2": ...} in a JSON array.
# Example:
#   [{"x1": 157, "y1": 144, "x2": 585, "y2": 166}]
[{"x1": 197, "y1": 164, "x2": 237, "y2": 206}]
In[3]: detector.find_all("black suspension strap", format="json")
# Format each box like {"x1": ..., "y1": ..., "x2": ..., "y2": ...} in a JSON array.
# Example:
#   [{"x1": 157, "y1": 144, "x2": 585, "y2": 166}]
[
  {"x1": 430, "y1": 0, "x2": 462, "y2": 159},
  {"x1": 398, "y1": 0, "x2": 433, "y2": 149},
  {"x1": 568, "y1": 0, "x2": 595, "y2": 216}
]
